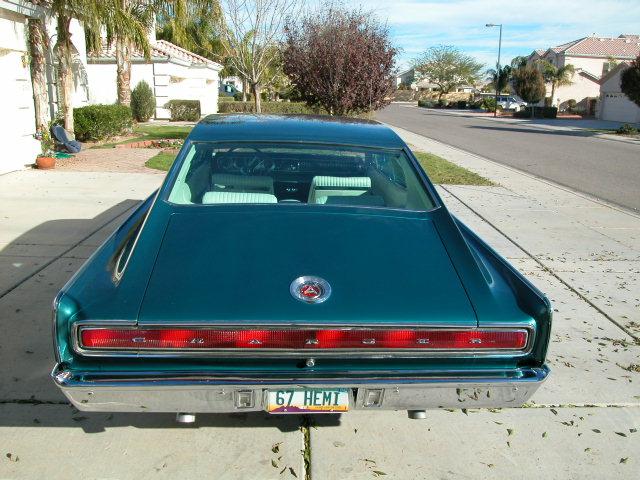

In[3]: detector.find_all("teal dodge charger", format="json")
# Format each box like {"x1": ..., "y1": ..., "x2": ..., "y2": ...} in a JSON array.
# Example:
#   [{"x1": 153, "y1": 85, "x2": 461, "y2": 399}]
[{"x1": 52, "y1": 115, "x2": 551, "y2": 421}]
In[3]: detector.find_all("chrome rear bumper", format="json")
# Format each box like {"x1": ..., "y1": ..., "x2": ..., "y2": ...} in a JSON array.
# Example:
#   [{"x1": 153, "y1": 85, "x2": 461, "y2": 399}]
[{"x1": 52, "y1": 364, "x2": 549, "y2": 413}]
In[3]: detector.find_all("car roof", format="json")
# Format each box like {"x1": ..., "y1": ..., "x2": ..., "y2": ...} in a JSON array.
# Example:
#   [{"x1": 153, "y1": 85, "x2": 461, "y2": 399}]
[{"x1": 190, "y1": 114, "x2": 406, "y2": 149}]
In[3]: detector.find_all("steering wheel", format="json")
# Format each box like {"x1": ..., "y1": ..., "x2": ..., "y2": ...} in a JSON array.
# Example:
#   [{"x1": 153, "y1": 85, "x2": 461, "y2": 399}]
[{"x1": 225, "y1": 146, "x2": 271, "y2": 175}]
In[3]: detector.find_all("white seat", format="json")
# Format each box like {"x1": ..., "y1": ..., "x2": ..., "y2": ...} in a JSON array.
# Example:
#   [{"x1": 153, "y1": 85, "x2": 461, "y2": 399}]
[
  {"x1": 307, "y1": 176, "x2": 372, "y2": 204},
  {"x1": 202, "y1": 191, "x2": 278, "y2": 204},
  {"x1": 211, "y1": 174, "x2": 274, "y2": 194}
]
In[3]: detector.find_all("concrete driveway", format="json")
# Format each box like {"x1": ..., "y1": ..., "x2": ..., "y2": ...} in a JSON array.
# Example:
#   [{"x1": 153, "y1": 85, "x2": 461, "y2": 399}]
[{"x1": 0, "y1": 162, "x2": 638, "y2": 479}]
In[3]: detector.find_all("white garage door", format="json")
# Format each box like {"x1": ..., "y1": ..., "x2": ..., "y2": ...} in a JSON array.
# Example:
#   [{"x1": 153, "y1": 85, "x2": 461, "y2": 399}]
[{"x1": 601, "y1": 93, "x2": 640, "y2": 124}]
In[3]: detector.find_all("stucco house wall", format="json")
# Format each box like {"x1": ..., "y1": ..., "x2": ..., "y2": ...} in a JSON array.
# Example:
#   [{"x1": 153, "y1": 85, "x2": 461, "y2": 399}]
[
  {"x1": 0, "y1": 0, "x2": 92, "y2": 174},
  {"x1": 527, "y1": 35, "x2": 640, "y2": 111},
  {"x1": 86, "y1": 62, "x2": 154, "y2": 105},
  {"x1": 86, "y1": 40, "x2": 222, "y2": 120},
  {"x1": 554, "y1": 71, "x2": 600, "y2": 110},
  {"x1": 0, "y1": 2, "x2": 42, "y2": 174},
  {"x1": 598, "y1": 64, "x2": 640, "y2": 123}
]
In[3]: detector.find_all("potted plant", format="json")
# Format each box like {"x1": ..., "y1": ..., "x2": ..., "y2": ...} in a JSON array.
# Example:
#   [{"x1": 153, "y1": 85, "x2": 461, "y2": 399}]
[{"x1": 35, "y1": 129, "x2": 55, "y2": 169}]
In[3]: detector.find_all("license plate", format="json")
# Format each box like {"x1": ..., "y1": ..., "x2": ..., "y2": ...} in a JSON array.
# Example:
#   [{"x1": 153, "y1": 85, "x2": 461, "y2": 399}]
[{"x1": 267, "y1": 388, "x2": 349, "y2": 414}]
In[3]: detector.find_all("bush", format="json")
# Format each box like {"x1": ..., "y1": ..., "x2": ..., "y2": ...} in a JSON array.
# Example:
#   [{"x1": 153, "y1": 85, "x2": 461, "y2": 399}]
[
  {"x1": 166, "y1": 100, "x2": 201, "y2": 121},
  {"x1": 481, "y1": 97, "x2": 496, "y2": 112},
  {"x1": 512, "y1": 66, "x2": 546, "y2": 105},
  {"x1": 566, "y1": 99, "x2": 577, "y2": 112},
  {"x1": 130, "y1": 81, "x2": 156, "y2": 122},
  {"x1": 457, "y1": 100, "x2": 467, "y2": 109},
  {"x1": 418, "y1": 99, "x2": 434, "y2": 108},
  {"x1": 617, "y1": 123, "x2": 638, "y2": 135},
  {"x1": 73, "y1": 104, "x2": 133, "y2": 141},
  {"x1": 218, "y1": 95, "x2": 236, "y2": 102},
  {"x1": 217, "y1": 101, "x2": 317, "y2": 114},
  {"x1": 439, "y1": 99, "x2": 449, "y2": 108},
  {"x1": 514, "y1": 106, "x2": 558, "y2": 119}
]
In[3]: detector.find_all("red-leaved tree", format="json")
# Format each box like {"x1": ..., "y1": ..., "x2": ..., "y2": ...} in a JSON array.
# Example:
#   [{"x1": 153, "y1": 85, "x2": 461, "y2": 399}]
[{"x1": 283, "y1": 5, "x2": 397, "y2": 115}]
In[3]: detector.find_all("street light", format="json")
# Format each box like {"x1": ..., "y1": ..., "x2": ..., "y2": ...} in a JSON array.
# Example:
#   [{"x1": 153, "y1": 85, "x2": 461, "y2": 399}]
[{"x1": 486, "y1": 23, "x2": 503, "y2": 118}]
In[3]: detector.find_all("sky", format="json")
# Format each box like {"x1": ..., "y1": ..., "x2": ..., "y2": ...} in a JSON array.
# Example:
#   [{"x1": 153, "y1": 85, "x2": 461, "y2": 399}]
[{"x1": 350, "y1": 0, "x2": 640, "y2": 70}]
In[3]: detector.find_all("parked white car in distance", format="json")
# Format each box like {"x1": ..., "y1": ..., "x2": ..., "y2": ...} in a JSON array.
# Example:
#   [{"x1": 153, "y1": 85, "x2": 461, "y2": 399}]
[{"x1": 496, "y1": 95, "x2": 527, "y2": 111}]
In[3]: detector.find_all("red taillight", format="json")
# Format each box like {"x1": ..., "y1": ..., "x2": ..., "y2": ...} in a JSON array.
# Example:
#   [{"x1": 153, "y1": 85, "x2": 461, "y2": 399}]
[{"x1": 79, "y1": 327, "x2": 528, "y2": 351}]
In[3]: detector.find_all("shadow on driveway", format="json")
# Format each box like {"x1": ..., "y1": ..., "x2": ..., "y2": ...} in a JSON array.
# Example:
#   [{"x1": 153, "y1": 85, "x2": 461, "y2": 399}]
[{"x1": 0, "y1": 202, "x2": 342, "y2": 432}]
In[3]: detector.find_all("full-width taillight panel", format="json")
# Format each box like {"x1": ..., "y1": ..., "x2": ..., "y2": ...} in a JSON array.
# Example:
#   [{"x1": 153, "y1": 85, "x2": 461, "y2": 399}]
[{"x1": 79, "y1": 327, "x2": 529, "y2": 352}]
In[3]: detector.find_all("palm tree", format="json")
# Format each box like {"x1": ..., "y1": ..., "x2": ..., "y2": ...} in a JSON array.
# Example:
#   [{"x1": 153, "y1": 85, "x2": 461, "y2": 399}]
[
  {"x1": 156, "y1": 1, "x2": 224, "y2": 61},
  {"x1": 50, "y1": 0, "x2": 105, "y2": 133},
  {"x1": 26, "y1": 0, "x2": 50, "y2": 133},
  {"x1": 537, "y1": 60, "x2": 575, "y2": 106},
  {"x1": 110, "y1": 1, "x2": 223, "y2": 106},
  {"x1": 49, "y1": 0, "x2": 147, "y2": 132},
  {"x1": 96, "y1": 1, "x2": 154, "y2": 106},
  {"x1": 485, "y1": 65, "x2": 512, "y2": 94}
]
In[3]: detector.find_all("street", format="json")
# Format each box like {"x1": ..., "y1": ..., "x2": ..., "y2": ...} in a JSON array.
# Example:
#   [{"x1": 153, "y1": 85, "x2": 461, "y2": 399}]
[{"x1": 376, "y1": 104, "x2": 640, "y2": 211}]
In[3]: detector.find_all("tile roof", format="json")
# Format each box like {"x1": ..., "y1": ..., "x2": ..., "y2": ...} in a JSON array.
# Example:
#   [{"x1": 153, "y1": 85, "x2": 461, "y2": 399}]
[
  {"x1": 550, "y1": 38, "x2": 585, "y2": 53},
  {"x1": 88, "y1": 39, "x2": 222, "y2": 70},
  {"x1": 554, "y1": 35, "x2": 640, "y2": 58}
]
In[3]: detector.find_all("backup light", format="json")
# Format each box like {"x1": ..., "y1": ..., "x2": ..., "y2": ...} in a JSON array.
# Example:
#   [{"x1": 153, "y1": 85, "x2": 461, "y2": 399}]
[{"x1": 79, "y1": 327, "x2": 528, "y2": 351}]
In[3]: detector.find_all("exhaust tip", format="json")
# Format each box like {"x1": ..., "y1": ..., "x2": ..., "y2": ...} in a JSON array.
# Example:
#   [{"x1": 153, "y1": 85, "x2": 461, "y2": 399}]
[
  {"x1": 176, "y1": 412, "x2": 196, "y2": 424},
  {"x1": 407, "y1": 410, "x2": 427, "y2": 420}
]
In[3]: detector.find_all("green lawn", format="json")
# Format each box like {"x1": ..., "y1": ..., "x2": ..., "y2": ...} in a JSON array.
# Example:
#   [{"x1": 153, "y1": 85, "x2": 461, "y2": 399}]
[
  {"x1": 145, "y1": 151, "x2": 177, "y2": 171},
  {"x1": 95, "y1": 124, "x2": 193, "y2": 148},
  {"x1": 413, "y1": 151, "x2": 494, "y2": 186}
]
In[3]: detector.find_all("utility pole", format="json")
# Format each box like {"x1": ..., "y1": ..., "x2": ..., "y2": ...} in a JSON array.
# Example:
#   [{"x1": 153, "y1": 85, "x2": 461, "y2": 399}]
[{"x1": 486, "y1": 23, "x2": 503, "y2": 118}]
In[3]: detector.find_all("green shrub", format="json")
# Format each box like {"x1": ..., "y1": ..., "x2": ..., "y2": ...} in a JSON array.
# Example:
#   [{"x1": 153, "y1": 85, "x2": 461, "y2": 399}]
[
  {"x1": 218, "y1": 101, "x2": 317, "y2": 114},
  {"x1": 166, "y1": 100, "x2": 201, "y2": 121},
  {"x1": 457, "y1": 100, "x2": 467, "y2": 109},
  {"x1": 130, "y1": 81, "x2": 156, "y2": 122},
  {"x1": 418, "y1": 99, "x2": 434, "y2": 108},
  {"x1": 481, "y1": 97, "x2": 496, "y2": 112},
  {"x1": 514, "y1": 106, "x2": 558, "y2": 118},
  {"x1": 566, "y1": 99, "x2": 577, "y2": 112},
  {"x1": 74, "y1": 104, "x2": 133, "y2": 141},
  {"x1": 218, "y1": 95, "x2": 236, "y2": 102},
  {"x1": 617, "y1": 123, "x2": 638, "y2": 135}
]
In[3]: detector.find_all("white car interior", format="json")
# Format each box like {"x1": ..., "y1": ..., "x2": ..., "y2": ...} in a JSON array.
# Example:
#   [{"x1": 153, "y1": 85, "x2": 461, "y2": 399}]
[{"x1": 168, "y1": 143, "x2": 434, "y2": 211}]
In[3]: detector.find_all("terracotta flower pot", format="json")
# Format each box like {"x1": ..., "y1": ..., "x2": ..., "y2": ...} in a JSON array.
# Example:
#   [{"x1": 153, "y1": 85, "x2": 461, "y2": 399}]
[{"x1": 36, "y1": 156, "x2": 56, "y2": 169}]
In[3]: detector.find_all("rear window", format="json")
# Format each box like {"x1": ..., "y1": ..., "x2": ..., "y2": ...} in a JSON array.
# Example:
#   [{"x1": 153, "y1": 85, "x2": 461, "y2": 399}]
[{"x1": 167, "y1": 142, "x2": 434, "y2": 211}]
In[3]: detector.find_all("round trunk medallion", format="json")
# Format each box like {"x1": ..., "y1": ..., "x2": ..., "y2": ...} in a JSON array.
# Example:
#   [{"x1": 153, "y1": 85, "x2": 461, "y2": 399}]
[{"x1": 290, "y1": 276, "x2": 331, "y2": 304}]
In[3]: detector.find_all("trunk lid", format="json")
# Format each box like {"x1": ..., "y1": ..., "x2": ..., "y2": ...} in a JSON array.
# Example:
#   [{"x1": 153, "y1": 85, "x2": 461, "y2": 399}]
[{"x1": 138, "y1": 210, "x2": 477, "y2": 326}]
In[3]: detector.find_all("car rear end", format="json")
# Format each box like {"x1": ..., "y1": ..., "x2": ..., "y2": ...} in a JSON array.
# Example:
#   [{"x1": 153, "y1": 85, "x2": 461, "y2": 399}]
[{"x1": 52, "y1": 116, "x2": 551, "y2": 418}]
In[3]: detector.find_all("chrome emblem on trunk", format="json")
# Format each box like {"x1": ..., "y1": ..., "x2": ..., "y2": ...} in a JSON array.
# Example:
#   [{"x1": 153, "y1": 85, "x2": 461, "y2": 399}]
[{"x1": 290, "y1": 276, "x2": 331, "y2": 304}]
